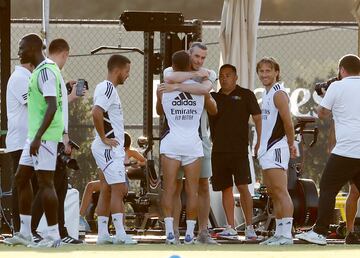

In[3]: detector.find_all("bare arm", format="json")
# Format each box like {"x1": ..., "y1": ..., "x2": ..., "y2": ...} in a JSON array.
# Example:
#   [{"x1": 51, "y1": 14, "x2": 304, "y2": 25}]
[
  {"x1": 252, "y1": 114, "x2": 262, "y2": 157},
  {"x1": 164, "y1": 69, "x2": 209, "y2": 83},
  {"x1": 159, "y1": 80, "x2": 212, "y2": 95},
  {"x1": 92, "y1": 105, "x2": 118, "y2": 147},
  {"x1": 204, "y1": 93, "x2": 217, "y2": 115},
  {"x1": 317, "y1": 105, "x2": 332, "y2": 119},
  {"x1": 327, "y1": 118, "x2": 336, "y2": 153},
  {"x1": 30, "y1": 96, "x2": 57, "y2": 155},
  {"x1": 156, "y1": 87, "x2": 164, "y2": 115},
  {"x1": 274, "y1": 91, "x2": 296, "y2": 158},
  {"x1": 126, "y1": 149, "x2": 147, "y2": 166}
]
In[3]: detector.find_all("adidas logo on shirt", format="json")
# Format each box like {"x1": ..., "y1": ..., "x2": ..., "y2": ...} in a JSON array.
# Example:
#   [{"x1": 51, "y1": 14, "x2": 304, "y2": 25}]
[{"x1": 172, "y1": 92, "x2": 196, "y2": 106}]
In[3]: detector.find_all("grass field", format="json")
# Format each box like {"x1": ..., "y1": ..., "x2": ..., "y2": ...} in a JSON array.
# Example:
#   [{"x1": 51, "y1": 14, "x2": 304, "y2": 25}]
[{"x1": 0, "y1": 244, "x2": 360, "y2": 258}]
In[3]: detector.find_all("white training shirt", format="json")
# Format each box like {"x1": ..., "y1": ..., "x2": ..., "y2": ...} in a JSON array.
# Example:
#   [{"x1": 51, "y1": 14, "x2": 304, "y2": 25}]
[
  {"x1": 163, "y1": 66, "x2": 217, "y2": 152},
  {"x1": 320, "y1": 76, "x2": 360, "y2": 158},
  {"x1": 5, "y1": 65, "x2": 31, "y2": 152},
  {"x1": 160, "y1": 79, "x2": 205, "y2": 156},
  {"x1": 93, "y1": 80, "x2": 125, "y2": 150},
  {"x1": 258, "y1": 82, "x2": 289, "y2": 158}
]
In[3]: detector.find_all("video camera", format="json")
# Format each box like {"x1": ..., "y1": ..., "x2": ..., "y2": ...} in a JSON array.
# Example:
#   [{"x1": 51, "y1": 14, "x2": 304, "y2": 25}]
[
  {"x1": 58, "y1": 140, "x2": 80, "y2": 170},
  {"x1": 314, "y1": 77, "x2": 339, "y2": 96},
  {"x1": 65, "y1": 79, "x2": 89, "y2": 96}
]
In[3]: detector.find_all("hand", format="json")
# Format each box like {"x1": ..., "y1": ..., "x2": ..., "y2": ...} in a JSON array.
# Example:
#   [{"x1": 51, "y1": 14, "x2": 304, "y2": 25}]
[
  {"x1": 62, "y1": 134, "x2": 72, "y2": 155},
  {"x1": 101, "y1": 137, "x2": 119, "y2": 148},
  {"x1": 289, "y1": 144, "x2": 297, "y2": 159},
  {"x1": 157, "y1": 83, "x2": 178, "y2": 93},
  {"x1": 68, "y1": 80, "x2": 79, "y2": 102},
  {"x1": 195, "y1": 68, "x2": 210, "y2": 79},
  {"x1": 30, "y1": 138, "x2": 41, "y2": 156}
]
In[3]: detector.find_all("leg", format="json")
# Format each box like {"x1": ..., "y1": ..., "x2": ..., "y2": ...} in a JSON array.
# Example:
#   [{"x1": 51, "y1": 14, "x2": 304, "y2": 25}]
[
  {"x1": 183, "y1": 158, "x2": 201, "y2": 242},
  {"x1": 80, "y1": 180, "x2": 100, "y2": 217},
  {"x1": 172, "y1": 179, "x2": 183, "y2": 234},
  {"x1": 96, "y1": 170, "x2": 112, "y2": 242},
  {"x1": 54, "y1": 163, "x2": 68, "y2": 238},
  {"x1": 161, "y1": 155, "x2": 181, "y2": 243},
  {"x1": 197, "y1": 178, "x2": 210, "y2": 231},
  {"x1": 346, "y1": 183, "x2": 360, "y2": 233},
  {"x1": 10, "y1": 150, "x2": 22, "y2": 233},
  {"x1": 222, "y1": 187, "x2": 235, "y2": 228},
  {"x1": 236, "y1": 184, "x2": 253, "y2": 226}
]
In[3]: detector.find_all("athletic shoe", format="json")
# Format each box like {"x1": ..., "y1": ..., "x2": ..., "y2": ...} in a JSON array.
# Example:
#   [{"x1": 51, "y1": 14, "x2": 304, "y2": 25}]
[
  {"x1": 259, "y1": 235, "x2": 280, "y2": 245},
  {"x1": 79, "y1": 216, "x2": 91, "y2": 232},
  {"x1": 32, "y1": 232, "x2": 43, "y2": 243},
  {"x1": 195, "y1": 230, "x2": 218, "y2": 245},
  {"x1": 345, "y1": 232, "x2": 360, "y2": 244},
  {"x1": 3, "y1": 232, "x2": 33, "y2": 246},
  {"x1": 61, "y1": 236, "x2": 84, "y2": 244},
  {"x1": 245, "y1": 226, "x2": 258, "y2": 240},
  {"x1": 295, "y1": 230, "x2": 327, "y2": 245},
  {"x1": 113, "y1": 235, "x2": 137, "y2": 245},
  {"x1": 28, "y1": 237, "x2": 62, "y2": 248},
  {"x1": 165, "y1": 232, "x2": 176, "y2": 245},
  {"x1": 266, "y1": 236, "x2": 293, "y2": 245},
  {"x1": 96, "y1": 235, "x2": 113, "y2": 245},
  {"x1": 183, "y1": 234, "x2": 195, "y2": 245},
  {"x1": 218, "y1": 226, "x2": 238, "y2": 237}
]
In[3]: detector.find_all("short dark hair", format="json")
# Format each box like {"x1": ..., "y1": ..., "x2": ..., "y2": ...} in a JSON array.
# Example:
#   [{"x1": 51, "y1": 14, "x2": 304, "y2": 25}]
[
  {"x1": 48, "y1": 38, "x2": 70, "y2": 54},
  {"x1": 172, "y1": 50, "x2": 190, "y2": 71},
  {"x1": 21, "y1": 33, "x2": 43, "y2": 51},
  {"x1": 256, "y1": 57, "x2": 281, "y2": 82},
  {"x1": 220, "y1": 64, "x2": 237, "y2": 74},
  {"x1": 339, "y1": 54, "x2": 360, "y2": 75},
  {"x1": 124, "y1": 132, "x2": 131, "y2": 148},
  {"x1": 189, "y1": 42, "x2": 207, "y2": 52},
  {"x1": 107, "y1": 54, "x2": 131, "y2": 71}
]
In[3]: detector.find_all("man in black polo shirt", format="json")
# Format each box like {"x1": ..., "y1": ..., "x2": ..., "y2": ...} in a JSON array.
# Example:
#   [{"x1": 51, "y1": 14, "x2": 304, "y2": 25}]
[{"x1": 209, "y1": 64, "x2": 261, "y2": 239}]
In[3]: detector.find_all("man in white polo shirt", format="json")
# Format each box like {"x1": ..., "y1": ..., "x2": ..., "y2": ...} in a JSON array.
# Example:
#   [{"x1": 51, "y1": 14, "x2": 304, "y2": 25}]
[
  {"x1": 6, "y1": 59, "x2": 34, "y2": 234},
  {"x1": 296, "y1": 54, "x2": 360, "y2": 245}
]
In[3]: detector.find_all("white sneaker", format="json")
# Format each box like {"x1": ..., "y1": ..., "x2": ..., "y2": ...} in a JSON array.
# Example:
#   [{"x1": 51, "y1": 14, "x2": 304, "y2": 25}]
[
  {"x1": 113, "y1": 235, "x2": 137, "y2": 245},
  {"x1": 218, "y1": 226, "x2": 238, "y2": 238},
  {"x1": 96, "y1": 235, "x2": 113, "y2": 245},
  {"x1": 165, "y1": 232, "x2": 176, "y2": 245},
  {"x1": 183, "y1": 234, "x2": 195, "y2": 245},
  {"x1": 266, "y1": 236, "x2": 293, "y2": 246},
  {"x1": 245, "y1": 226, "x2": 258, "y2": 240},
  {"x1": 79, "y1": 216, "x2": 91, "y2": 232},
  {"x1": 259, "y1": 235, "x2": 281, "y2": 245},
  {"x1": 28, "y1": 237, "x2": 62, "y2": 248},
  {"x1": 295, "y1": 230, "x2": 327, "y2": 245},
  {"x1": 3, "y1": 233, "x2": 33, "y2": 246}
]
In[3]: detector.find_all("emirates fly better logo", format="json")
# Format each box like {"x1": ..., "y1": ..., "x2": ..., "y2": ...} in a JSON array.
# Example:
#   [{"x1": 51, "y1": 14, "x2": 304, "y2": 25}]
[{"x1": 172, "y1": 92, "x2": 196, "y2": 106}]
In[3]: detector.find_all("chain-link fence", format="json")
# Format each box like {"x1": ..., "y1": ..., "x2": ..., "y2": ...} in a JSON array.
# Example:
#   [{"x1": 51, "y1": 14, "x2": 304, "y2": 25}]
[{"x1": 5, "y1": 19, "x2": 358, "y2": 194}]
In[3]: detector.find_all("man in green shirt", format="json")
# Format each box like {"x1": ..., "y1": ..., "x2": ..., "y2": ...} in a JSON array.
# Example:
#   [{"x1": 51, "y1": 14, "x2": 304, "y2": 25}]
[{"x1": 4, "y1": 34, "x2": 64, "y2": 248}]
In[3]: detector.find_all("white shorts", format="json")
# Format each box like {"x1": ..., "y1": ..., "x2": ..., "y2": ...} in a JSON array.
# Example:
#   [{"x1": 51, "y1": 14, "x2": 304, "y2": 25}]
[
  {"x1": 91, "y1": 141, "x2": 126, "y2": 185},
  {"x1": 164, "y1": 154, "x2": 201, "y2": 166},
  {"x1": 259, "y1": 146, "x2": 290, "y2": 170},
  {"x1": 19, "y1": 138, "x2": 58, "y2": 171}
]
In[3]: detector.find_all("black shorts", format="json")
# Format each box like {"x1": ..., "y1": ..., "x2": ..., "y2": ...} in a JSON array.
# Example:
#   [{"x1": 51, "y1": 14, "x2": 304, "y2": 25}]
[{"x1": 211, "y1": 152, "x2": 252, "y2": 191}]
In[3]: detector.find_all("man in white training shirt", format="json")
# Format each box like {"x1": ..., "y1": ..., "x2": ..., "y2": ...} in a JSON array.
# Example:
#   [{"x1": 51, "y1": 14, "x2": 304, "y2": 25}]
[
  {"x1": 157, "y1": 50, "x2": 217, "y2": 244},
  {"x1": 91, "y1": 54, "x2": 137, "y2": 245},
  {"x1": 256, "y1": 57, "x2": 296, "y2": 246}
]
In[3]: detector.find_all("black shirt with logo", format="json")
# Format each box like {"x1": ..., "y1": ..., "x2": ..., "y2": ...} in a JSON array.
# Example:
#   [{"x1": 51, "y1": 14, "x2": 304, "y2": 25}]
[{"x1": 209, "y1": 85, "x2": 261, "y2": 156}]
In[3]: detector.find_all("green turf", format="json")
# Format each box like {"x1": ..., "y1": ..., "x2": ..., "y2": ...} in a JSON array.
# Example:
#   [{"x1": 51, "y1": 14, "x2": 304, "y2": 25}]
[{"x1": 0, "y1": 244, "x2": 360, "y2": 258}]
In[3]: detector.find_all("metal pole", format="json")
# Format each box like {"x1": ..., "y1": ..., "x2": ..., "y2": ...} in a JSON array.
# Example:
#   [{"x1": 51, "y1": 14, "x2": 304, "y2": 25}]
[
  {"x1": 0, "y1": 0, "x2": 11, "y2": 147},
  {"x1": 41, "y1": 0, "x2": 50, "y2": 49}
]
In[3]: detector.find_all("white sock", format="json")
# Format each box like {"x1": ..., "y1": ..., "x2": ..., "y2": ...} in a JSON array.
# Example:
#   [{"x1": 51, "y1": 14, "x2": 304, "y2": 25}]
[
  {"x1": 112, "y1": 213, "x2": 126, "y2": 238},
  {"x1": 282, "y1": 217, "x2": 293, "y2": 239},
  {"x1": 164, "y1": 217, "x2": 174, "y2": 237},
  {"x1": 19, "y1": 214, "x2": 32, "y2": 237},
  {"x1": 47, "y1": 224, "x2": 60, "y2": 240},
  {"x1": 185, "y1": 220, "x2": 197, "y2": 238},
  {"x1": 98, "y1": 216, "x2": 110, "y2": 238},
  {"x1": 274, "y1": 218, "x2": 283, "y2": 237}
]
